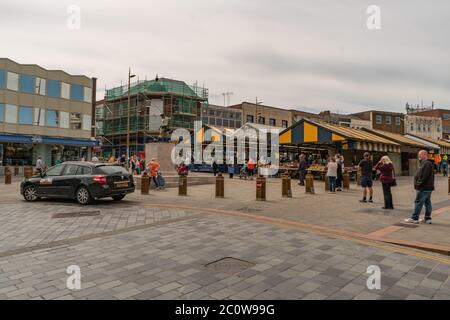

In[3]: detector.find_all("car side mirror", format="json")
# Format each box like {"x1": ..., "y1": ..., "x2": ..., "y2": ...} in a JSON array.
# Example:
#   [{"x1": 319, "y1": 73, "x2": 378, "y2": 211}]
[{"x1": 40, "y1": 172, "x2": 46, "y2": 178}]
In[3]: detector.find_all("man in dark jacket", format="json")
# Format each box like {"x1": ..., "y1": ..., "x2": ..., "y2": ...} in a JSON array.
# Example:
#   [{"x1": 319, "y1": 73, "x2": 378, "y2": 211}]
[
  {"x1": 405, "y1": 150, "x2": 435, "y2": 224},
  {"x1": 298, "y1": 153, "x2": 307, "y2": 186}
]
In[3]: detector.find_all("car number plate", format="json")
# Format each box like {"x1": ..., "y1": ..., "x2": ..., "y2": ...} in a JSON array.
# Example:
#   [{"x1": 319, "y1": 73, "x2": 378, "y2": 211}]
[{"x1": 115, "y1": 181, "x2": 129, "y2": 188}]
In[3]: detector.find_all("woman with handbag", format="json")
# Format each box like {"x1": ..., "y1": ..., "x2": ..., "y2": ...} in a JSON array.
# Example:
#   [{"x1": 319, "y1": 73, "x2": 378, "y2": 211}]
[{"x1": 374, "y1": 156, "x2": 395, "y2": 210}]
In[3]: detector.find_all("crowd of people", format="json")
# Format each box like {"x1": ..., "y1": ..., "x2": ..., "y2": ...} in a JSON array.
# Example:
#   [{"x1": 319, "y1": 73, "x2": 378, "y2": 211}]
[{"x1": 313, "y1": 150, "x2": 436, "y2": 225}]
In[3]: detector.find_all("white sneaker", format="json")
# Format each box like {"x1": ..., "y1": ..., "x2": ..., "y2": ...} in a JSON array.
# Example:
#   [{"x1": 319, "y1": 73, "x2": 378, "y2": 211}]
[
  {"x1": 419, "y1": 218, "x2": 432, "y2": 224},
  {"x1": 404, "y1": 218, "x2": 419, "y2": 224}
]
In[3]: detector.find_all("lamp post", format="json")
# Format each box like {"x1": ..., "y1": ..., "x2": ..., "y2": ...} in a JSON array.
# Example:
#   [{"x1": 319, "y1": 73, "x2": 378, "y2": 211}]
[{"x1": 126, "y1": 68, "x2": 136, "y2": 169}]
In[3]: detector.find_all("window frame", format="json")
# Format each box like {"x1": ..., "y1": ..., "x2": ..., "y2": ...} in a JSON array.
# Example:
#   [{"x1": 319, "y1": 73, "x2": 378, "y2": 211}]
[
  {"x1": 5, "y1": 104, "x2": 18, "y2": 123},
  {"x1": 18, "y1": 106, "x2": 33, "y2": 125},
  {"x1": 47, "y1": 80, "x2": 61, "y2": 98},
  {"x1": 19, "y1": 74, "x2": 35, "y2": 94},
  {"x1": 45, "y1": 109, "x2": 59, "y2": 127},
  {"x1": 6, "y1": 72, "x2": 19, "y2": 91}
]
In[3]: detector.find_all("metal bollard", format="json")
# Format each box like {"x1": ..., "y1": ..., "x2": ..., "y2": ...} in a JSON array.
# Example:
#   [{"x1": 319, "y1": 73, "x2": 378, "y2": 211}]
[
  {"x1": 215, "y1": 173, "x2": 225, "y2": 198},
  {"x1": 282, "y1": 174, "x2": 292, "y2": 198},
  {"x1": 325, "y1": 175, "x2": 329, "y2": 192},
  {"x1": 343, "y1": 169, "x2": 350, "y2": 190},
  {"x1": 448, "y1": 176, "x2": 450, "y2": 195},
  {"x1": 4, "y1": 167, "x2": 12, "y2": 185},
  {"x1": 179, "y1": 175, "x2": 187, "y2": 196},
  {"x1": 305, "y1": 171, "x2": 315, "y2": 194},
  {"x1": 141, "y1": 172, "x2": 150, "y2": 195},
  {"x1": 256, "y1": 176, "x2": 266, "y2": 201}
]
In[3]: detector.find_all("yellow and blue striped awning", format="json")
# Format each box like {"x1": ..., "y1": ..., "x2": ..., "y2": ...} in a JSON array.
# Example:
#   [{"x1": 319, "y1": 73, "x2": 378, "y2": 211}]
[
  {"x1": 280, "y1": 120, "x2": 346, "y2": 144},
  {"x1": 280, "y1": 119, "x2": 400, "y2": 153}
]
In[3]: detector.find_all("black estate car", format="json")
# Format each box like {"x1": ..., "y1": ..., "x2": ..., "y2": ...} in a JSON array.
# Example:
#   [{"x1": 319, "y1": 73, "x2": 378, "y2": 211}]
[{"x1": 20, "y1": 162, "x2": 135, "y2": 205}]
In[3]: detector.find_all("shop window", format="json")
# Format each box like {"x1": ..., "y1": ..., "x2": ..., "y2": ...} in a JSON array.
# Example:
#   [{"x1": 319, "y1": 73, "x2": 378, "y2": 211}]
[
  {"x1": 60, "y1": 111, "x2": 70, "y2": 128},
  {"x1": 61, "y1": 82, "x2": 70, "y2": 99},
  {"x1": 82, "y1": 114, "x2": 91, "y2": 131},
  {"x1": 269, "y1": 118, "x2": 276, "y2": 126},
  {"x1": 35, "y1": 77, "x2": 46, "y2": 95},
  {"x1": 46, "y1": 110, "x2": 59, "y2": 127},
  {"x1": 70, "y1": 113, "x2": 82, "y2": 129},
  {"x1": 0, "y1": 104, "x2": 4, "y2": 122},
  {"x1": 6, "y1": 72, "x2": 19, "y2": 91},
  {"x1": 0, "y1": 70, "x2": 5, "y2": 88},
  {"x1": 19, "y1": 74, "x2": 35, "y2": 93},
  {"x1": 5, "y1": 104, "x2": 18, "y2": 123},
  {"x1": 18, "y1": 106, "x2": 33, "y2": 125},
  {"x1": 34, "y1": 108, "x2": 46, "y2": 126},
  {"x1": 47, "y1": 80, "x2": 61, "y2": 97},
  {"x1": 70, "y1": 85, "x2": 84, "y2": 101},
  {"x1": 83, "y1": 87, "x2": 92, "y2": 103},
  {"x1": 282, "y1": 120, "x2": 288, "y2": 128}
]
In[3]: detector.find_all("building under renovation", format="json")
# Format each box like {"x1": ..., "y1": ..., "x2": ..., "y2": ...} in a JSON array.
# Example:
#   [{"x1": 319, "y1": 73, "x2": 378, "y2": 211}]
[{"x1": 96, "y1": 77, "x2": 208, "y2": 158}]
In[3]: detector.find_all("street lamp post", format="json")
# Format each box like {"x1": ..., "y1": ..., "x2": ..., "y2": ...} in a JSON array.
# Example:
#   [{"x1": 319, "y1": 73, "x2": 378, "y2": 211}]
[{"x1": 126, "y1": 68, "x2": 136, "y2": 169}]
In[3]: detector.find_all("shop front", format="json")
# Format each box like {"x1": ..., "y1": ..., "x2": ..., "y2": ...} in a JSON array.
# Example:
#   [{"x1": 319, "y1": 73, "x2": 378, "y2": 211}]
[
  {"x1": 0, "y1": 133, "x2": 99, "y2": 169},
  {"x1": 279, "y1": 119, "x2": 400, "y2": 178}
]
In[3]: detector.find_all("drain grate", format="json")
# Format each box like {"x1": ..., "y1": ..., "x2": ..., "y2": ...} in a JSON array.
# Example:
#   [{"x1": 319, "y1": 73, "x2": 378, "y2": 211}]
[
  {"x1": 205, "y1": 257, "x2": 255, "y2": 275},
  {"x1": 52, "y1": 211, "x2": 101, "y2": 219},
  {"x1": 393, "y1": 222, "x2": 419, "y2": 228}
]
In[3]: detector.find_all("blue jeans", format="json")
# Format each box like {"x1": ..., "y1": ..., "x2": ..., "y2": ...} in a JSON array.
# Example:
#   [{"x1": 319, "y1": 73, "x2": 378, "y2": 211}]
[
  {"x1": 411, "y1": 190, "x2": 432, "y2": 221},
  {"x1": 328, "y1": 176, "x2": 337, "y2": 192}
]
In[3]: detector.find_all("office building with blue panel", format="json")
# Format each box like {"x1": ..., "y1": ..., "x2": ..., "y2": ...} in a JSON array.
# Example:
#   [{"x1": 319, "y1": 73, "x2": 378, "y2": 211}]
[{"x1": 0, "y1": 58, "x2": 98, "y2": 168}]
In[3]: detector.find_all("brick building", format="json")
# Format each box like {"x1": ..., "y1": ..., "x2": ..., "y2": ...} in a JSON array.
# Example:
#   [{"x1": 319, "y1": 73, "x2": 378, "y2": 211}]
[{"x1": 351, "y1": 110, "x2": 404, "y2": 134}]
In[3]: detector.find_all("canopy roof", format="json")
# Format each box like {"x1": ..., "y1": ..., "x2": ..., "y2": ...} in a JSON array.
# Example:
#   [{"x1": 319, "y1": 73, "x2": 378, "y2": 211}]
[
  {"x1": 362, "y1": 129, "x2": 429, "y2": 149},
  {"x1": 280, "y1": 119, "x2": 400, "y2": 153}
]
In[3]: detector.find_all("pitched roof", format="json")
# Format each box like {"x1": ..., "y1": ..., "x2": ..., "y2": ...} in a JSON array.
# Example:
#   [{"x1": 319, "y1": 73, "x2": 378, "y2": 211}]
[{"x1": 362, "y1": 129, "x2": 427, "y2": 148}]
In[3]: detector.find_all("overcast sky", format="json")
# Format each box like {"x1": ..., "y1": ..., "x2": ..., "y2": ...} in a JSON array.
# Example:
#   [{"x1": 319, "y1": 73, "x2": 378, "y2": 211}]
[{"x1": 2, "y1": 0, "x2": 449, "y2": 114}]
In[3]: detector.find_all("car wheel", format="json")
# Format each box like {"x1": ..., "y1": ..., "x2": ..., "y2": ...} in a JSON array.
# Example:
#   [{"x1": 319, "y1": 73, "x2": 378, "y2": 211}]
[
  {"x1": 23, "y1": 185, "x2": 39, "y2": 202},
  {"x1": 112, "y1": 195, "x2": 126, "y2": 201},
  {"x1": 76, "y1": 186, "x2": 92, "y2": 205}
]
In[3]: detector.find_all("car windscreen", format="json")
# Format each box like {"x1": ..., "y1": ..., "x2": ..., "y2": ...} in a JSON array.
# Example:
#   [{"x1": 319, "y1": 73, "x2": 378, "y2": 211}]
[{"x1": 95, "y1": 166, "x2": 129, "y2": 175}]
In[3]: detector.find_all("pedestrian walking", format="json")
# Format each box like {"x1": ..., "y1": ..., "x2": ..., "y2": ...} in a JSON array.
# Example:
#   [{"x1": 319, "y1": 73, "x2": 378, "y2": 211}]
[
  {"x1": 358, "y1": 152, "x2": 374, "y2": 203},
  {"x1": 147, "y1": 158, "x2": 161, "y2": 190},
  {"x1": 131, "y1": 155, "x2": 139, "y2": 175},
  {"x1": 374, "y1": 156, "x2": 395, "y2": 210},
  {"x1": 326, "y1": 157, "x2": 338, "y2": 193},
  {"x1": 298, "y1": 153, "x2": 307, "y2": 186},
  {"x1": 176, "y1": 161, "x2": 189, "y2": 176},
  {"x1": 441, "y1": 154, "x2": 448, "y2": 177},
  {"x1": 405, "y1": 150, "x2": 435, "y2": 224},
  {"x1": 228, "y1": 163, "x2": 234, "y2": 179},
  {"x1": 36, "y1": 156, "x2": 45, "y2": 175},
  {"x1": 212, "y1": 160, "x2": 218, "y2": 176}
]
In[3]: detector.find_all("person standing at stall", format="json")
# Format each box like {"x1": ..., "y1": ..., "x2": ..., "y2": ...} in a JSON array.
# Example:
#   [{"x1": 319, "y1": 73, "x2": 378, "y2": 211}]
[
  {"x1": 358, "y1": 152, "x2": 374, "y2": 203},
  {"x1": 298, "y1": 153, "x2": 307, "y2": 186},
  {"x1": 335, "y1": 154, "x2": 343, "y2": 192},
  {"x1": 374, "y1": 156, "x2": 395, "y2": 210},
  {"x1": 441, "y1": 154, "x2": 448, "y2": 177},
  {"x1": 326, "y1": 157, "x2": 338, "y2": 193}
]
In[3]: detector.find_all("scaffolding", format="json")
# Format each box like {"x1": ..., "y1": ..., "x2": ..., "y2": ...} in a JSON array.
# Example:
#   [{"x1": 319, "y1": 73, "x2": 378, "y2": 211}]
[{"x1": 97, "y1": 78, "x2": 209, "y2": 158}]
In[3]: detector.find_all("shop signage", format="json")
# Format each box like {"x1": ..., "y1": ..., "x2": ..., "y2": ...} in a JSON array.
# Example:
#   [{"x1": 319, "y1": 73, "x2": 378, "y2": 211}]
[{"x1": 31, "y1": 136, "x2": 43, "y2": 144}]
